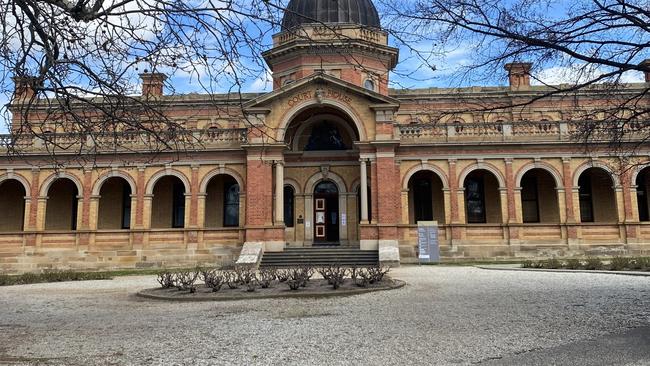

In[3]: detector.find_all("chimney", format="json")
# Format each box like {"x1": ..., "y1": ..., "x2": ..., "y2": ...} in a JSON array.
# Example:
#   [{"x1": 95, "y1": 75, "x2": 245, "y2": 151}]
[
  {"x1": 504, "y1": 62, "x2": 533, "y2": 90},
  {"x1": 12, "y1": 76, "x2": 38, "y2": 101},
  {"x1": 640, "y1": 59, "x2": 650, "y2": 83},
  {"x1": 140, "y1": 72, "x2": 167, "y2": 98}
]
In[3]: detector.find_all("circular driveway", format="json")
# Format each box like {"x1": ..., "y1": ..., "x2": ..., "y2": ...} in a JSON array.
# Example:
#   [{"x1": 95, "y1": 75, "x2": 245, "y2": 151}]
[{"x1": 0, "y1": 266, "x2": 648, "y2": 365}]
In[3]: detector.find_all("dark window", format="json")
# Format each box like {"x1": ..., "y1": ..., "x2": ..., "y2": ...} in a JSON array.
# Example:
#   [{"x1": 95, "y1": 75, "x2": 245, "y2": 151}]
[
  {"x1": 223, "y1": 181, "x2": 240, "y2": 227},
  {"x1": 579, "y1": 174, "x2": 594, "y2": 222},
  {"x1": 305, "y1": 122, "x2": 347, "y2": 151},
  {"x1": 172, "y1": 182, "x2": 185, "y2": 228},
  {"x1": 70, "y1": 189, "x2": 78, "y2": 231},
  {"x1": 314, "y1": 181, "x2": 338, "y2": 194},
  {"x1": 284, "y1": 185, "x2": 295, "y2": 227},
  {"x1": 465, "y1": 176, "x2": 486, "y2": 223},
  {"x1": 413, "y1": 178, "x2": 433, "y2": 222},
  {"x1": 521, "y1": 175, "x2": 540, "y2": 223},
  {"x1": 637, "y1": 171, "x2": 649, "y2": 222},
  {"x1": 121, "y1": 183, "x2": 132, "y2": 229}
]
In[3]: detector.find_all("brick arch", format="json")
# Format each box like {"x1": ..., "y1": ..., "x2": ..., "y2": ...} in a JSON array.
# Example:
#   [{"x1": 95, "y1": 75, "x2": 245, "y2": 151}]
[
  {"x1": 515, "y1": 162, "x2": 563, "y2": 188},
  {"x1": 277, "y1": 99, "x2": 368, "y2": 142},
  {"x1": 199, "y1": 168, "x2": 245, "y2": 194},
  {"x1": 40, "y1": 172, "x2": 83, "y2": 197},
  {"x1": 0, "y1": 172, "x2": 30, "y2": 194},
  {"x1": 284, "y1": 178, "x2": 302, "y2": 195},
  {"x1": 631, "y1": 162, "x2": 650, "y2": 187},
  {"x1": 92, "y1": 170, "x2": 137, "y2": 196},
  {"x1": 305, "y1": 171, "x2": 348, "y2": 194},
  {"x1": 573, "y1": 161, "x2": 620, "y2": 188},
  {"x1": 402, "y1": 163, "x2": 449, "y2": 190},
  {"x1": 458, "y1": 162, "x2": 506, "y2": 188},
  {"x1": 145, "y1": 169, "x2": 190, "y2": 195}
]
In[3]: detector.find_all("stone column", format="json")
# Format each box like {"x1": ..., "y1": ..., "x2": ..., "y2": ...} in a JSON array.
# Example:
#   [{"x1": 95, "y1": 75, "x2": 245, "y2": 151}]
[
  {"x1": 275, "y1": 161, "x2": 284, "y2": 225},
  {"x1": 360, "y1": 159, "x2": 369, "y2": 223}
]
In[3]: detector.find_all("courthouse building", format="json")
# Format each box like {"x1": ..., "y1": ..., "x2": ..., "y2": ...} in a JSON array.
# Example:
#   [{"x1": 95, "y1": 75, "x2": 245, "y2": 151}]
[{"x1": 1, "y1": 0, "x2": 650, "y2": 272}]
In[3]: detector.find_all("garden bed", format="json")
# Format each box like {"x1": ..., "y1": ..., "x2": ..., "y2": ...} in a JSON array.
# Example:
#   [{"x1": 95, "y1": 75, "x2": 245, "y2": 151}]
[
  {"x1": 137, "y1": 266, "x2": 405, "y2": 302},
  {"x1": 138, "y1": 278, "x2": 405, "y2": 302}
]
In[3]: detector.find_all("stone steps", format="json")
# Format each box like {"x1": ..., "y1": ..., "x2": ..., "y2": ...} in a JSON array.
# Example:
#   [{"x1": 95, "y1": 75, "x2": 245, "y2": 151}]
[{"x1": 260, "y1": 247, "x2": 379, "y2": 268}]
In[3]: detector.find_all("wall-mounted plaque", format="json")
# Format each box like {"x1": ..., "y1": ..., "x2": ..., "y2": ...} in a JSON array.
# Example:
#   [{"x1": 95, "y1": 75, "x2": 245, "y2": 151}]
[
  {"x1": 316, "y1": 212, "x2": 325, "y2": 224},
  {"x1": 316, "y1": 198, "x2": 325, "y2": 210},
  {"x1": 316, "y1": 226, "x2": 325, "y2": 238}
]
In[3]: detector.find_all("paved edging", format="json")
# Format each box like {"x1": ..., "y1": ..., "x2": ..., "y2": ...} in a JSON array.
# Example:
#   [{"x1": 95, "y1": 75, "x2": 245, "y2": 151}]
[
  {"x1": 136, "y1": 279, "x2": 406, "y2": 302},
  {"x1": 476, "y1": 265, "x2": 650, "y2": 277}
]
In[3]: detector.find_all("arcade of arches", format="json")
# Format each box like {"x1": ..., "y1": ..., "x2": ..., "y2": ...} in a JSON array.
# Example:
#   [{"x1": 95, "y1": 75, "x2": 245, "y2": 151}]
[{"x1": 2, "y1": 0, "x2": 650, "y2": 270}]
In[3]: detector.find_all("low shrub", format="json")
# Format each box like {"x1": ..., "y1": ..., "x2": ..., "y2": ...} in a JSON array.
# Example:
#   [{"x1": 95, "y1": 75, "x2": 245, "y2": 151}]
[
  {"x1": 584, "y1": 257, "x2": 604, "y2": 270},
  {"x1": 0, "y1": 270, "x2": 112, "y2": 286},
  {"x1": 564, "y1": 259, "x2": 582, "y2": 270},
  {"x1": 157, "y1": 271, "x2": 175, "y2": 289},
  {"x1": 609, "y1": 256, "x2": 630, "y2": 271},
  {"x1": 629, "y1": 257, "x2": 650, "y2": 271},
  {"x1": 521, "y1": 260, "x2": 534, "y2": 268},
  {"x1": 173, "y1": 271, "x2": 199, "y2": 293},
  {"x1": 542, "y1": 258, "x2": 562, "y2": 269}
]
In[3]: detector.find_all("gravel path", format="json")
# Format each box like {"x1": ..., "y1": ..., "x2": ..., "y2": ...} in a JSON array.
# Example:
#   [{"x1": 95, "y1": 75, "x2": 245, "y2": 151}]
[{"x1": 0, "y1": 266, "x2": 648, "y2": 365}]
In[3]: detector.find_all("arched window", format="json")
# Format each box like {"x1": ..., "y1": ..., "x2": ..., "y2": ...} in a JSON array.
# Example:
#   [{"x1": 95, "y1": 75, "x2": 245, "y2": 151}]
[
  {"x1": 284, "y1": 185, "x2": 295, "y2": 227},
  {"x1": 364, "y1": 79, "x2": 375, "y2": 91},
  {"x1": 408, "y1": 171, "x2": 445, "y2": 224},
  {"x1": 223, "y1": 181, "x2": 240, "y2": 227},
  {"x1": 465, "y1": 176, "x2": 486, "y2": 223}
]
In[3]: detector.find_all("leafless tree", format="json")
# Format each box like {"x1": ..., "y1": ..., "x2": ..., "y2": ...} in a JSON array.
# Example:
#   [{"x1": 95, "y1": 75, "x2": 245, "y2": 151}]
[
  {"x1": 1, "y1": 0, "x2": 288, "y2": 162},
  {"x1": 378, "y1": 0, "x2": 650, "y2": 159}
]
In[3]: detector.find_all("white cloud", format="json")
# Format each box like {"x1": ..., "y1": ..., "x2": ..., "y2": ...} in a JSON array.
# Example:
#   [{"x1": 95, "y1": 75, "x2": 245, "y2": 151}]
[{"x1": 532, "y1": 64, "x2": 645, "y2": 86}]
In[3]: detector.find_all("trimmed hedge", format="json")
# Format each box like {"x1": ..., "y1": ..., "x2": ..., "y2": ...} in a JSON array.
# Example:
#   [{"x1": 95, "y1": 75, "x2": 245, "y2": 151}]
[
  {"x1": 521, "y1": 257, "x2": 650, "y2": 271},
  {"x1": 0, "y1": 270, "x2": 112, "y2": 286}
]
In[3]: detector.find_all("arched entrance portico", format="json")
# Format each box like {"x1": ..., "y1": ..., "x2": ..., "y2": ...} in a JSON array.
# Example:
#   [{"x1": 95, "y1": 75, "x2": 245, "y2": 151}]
[{"x1": 281, "y1": 105, "x2": 363, "y2": 247}]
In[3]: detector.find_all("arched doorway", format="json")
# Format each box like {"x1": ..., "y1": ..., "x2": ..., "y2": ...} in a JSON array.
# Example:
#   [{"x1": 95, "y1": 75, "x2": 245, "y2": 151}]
[
  {"x1": 577, "y1": 167, "x2": 617, "y2": 223},
  {"x1": 97, "y1": 177, "x2": 132, "y2": 230},
  {"x1": 45, "y1": 178, "x2": 79, "y2": 230},
  {"x1": 204, "y1": 174, "x2": 240, "y2": 228},
  {"x1": 314, "y1": 180, "x2": 339, "y2": 244},
  {"x1": 519, "y1": 169, "x2": 560, "y2": 223},
  {"x1": 0, "y1": 179, "x2": 26, "y2": 232},
  {"x1": 408, "y1": 170, "x2": 445, "y2": 224},
  {"x1": 636, "y1": 167, "x2": 650, "y2": 222},
  {"x1": 463, "y1": 169, "x2": 503, "y2": 224},
  {"x1": 151, "y1": 176, "x2": 186, "y2": 229}
]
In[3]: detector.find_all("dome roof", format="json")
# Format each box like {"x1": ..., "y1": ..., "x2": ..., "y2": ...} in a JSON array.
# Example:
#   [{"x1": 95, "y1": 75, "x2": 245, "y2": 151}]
[{"x1": 282, "y1": 0, "x2": 381, "y2": 30}]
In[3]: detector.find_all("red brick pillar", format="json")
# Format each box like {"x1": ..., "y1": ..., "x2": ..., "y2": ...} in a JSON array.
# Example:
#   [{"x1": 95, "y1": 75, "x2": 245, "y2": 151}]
[
  {"x1": 189, "y1": 165, "x2": 199, "y2": 228},
  {"x1": 135, "y1": 167, "x2": 146, "y2": 228},
  {"x1": 375, "y1": 145, "x2": 400, "y2": 240},
  {"x1": 28, "y1": 168, "x2": 40, "y2": 229},
  {"x1": 621, "y1": 169, "x2": 638, "y2": 240},
  {"x1": 81, "y1": 169, "x2": 92, "y2": 229},
  {"x1": 244, "y1": 149, "x2": 283, "y2": 244},
  {"x1": 25, "y1": 168, "x2": 40, "y2": 247},
  {"x1": 448, "y1": 160, "x2": 459, "y2": 223},
  {"x1": 562, "y1": 158, "x2": 578, "y2": 242},
  {"x1": 504, "y1": 159, "x2": 519, "y2": 241}
]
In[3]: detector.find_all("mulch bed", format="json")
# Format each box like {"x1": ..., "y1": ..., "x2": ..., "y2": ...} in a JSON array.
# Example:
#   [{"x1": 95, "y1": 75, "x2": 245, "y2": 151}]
[{"x1": 137, "y1": 278, "x2": 406, "y2": 302}]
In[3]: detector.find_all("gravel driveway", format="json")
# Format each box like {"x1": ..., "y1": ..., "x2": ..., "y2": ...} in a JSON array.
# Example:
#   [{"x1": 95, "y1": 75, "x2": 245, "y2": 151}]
[{"x1": 0, "y1": 266, "x2": 648, "y2": 365}]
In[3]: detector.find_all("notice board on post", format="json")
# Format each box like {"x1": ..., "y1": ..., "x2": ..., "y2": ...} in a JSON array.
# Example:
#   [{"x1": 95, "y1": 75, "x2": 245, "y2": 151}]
[{"x1": 417, "y1": 221, "x2": 440, "y2": 263}]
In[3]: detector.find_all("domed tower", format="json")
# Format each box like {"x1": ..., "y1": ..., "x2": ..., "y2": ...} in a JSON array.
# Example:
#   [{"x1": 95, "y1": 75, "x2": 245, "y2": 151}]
[{"x1": 263, "y1": 0, "x2": 399, "y2": 95}]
